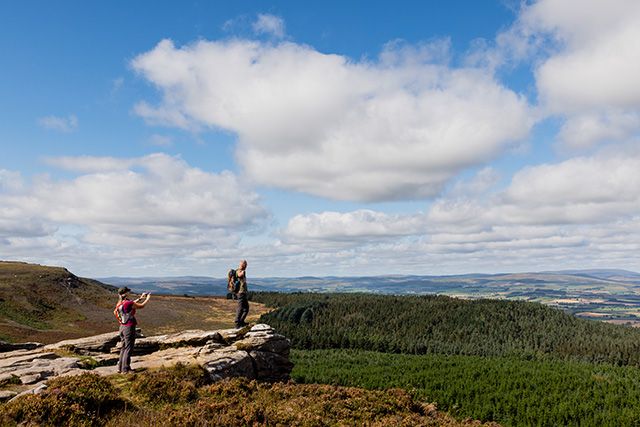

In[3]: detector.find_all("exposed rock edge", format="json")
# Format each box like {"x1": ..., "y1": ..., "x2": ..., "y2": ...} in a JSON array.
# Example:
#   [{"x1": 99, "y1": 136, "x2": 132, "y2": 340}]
[{"x1": 1, "y1": 324, "x2": 293, "y2": 402}]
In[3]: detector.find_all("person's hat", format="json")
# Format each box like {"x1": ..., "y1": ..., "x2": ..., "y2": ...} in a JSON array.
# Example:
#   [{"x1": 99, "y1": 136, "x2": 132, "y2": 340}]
[{"x1": 118, "y1": 286, "x2": 131, "y2": 295}]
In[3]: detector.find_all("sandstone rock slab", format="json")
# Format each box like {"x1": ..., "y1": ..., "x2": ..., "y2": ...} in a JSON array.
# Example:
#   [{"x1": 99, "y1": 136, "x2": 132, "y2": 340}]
[
  {"x1": 44, "y1": 331, "x2": 120, "y2": 354},
  {"x1": 0, "y1": 341, "x2": 43, "y2": 353}
]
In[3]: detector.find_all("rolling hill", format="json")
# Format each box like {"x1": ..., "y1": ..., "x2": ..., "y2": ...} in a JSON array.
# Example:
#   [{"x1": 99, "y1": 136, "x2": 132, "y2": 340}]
[{"x1": 0, "y1": 261, "x2": 268, "y2": 344}]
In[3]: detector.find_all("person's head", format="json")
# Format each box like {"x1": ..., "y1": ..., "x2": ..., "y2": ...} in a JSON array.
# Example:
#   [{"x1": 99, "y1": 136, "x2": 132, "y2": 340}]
[
  {"x1": 239, "y1": 259, "x2": 247, "y2": 270},
  {"x1": 118, "y1": 286, "x2": 131, "y2": 299}
]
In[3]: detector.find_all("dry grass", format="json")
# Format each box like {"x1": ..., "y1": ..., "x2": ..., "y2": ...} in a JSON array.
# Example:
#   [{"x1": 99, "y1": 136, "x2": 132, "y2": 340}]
[
  {"x1": 0, "y1": 367, "x2": 497, "y2": 427},
  {"x1": 135, "y1": 295, "x2": 271, "y2": 336},
  {"x1": 0, "y1": 261, "x2": 269, "y2": 344}
]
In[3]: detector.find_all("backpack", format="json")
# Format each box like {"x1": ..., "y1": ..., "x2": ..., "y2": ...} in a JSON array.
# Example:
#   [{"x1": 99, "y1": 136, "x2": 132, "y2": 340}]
[
  {"x1": 227, "y1": 269, "x2": 241, "y2": 294},
  {"x1": 114, "y1": 301, "x2": 133, "y2": 325}
]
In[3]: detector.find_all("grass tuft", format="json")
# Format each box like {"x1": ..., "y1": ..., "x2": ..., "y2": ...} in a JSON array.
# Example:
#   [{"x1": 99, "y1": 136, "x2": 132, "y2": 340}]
[{"x1": 128, "y1": 363, "x2": 209, "y2": 404}]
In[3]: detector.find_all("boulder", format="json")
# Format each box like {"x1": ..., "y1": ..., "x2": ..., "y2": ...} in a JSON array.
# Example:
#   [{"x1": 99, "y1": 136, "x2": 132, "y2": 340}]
[
  {"x1": 249, "y1": 350, "x2": 294, "y2": 382},
  {"x1": 200, "y1": 347, "x2": 255, "y2": 382},
  {"x1": 234, "y1": 333, "x2": 291, "y2": 356}
]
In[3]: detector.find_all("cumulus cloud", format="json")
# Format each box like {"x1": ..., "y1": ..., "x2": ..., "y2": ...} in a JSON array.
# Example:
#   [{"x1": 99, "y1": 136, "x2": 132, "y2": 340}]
[
  {"x1": 131, "y1": 38, "x2": 532, "y2": 202},
  {"x1": 498, "y1": 0, "x2": 640, "y2": 149},
  {"x1": 428, "y1": 149, "x2": 640, "y2": 228},
  {"x1": 525, "y1": 0, "x2": 640, "y2": 111},
  {"x1": 38, "y1": 114, "x2": 79, "y2": 132},
  {"x1": 501, "y1": 153, "x2": 640, "y2": 222},
  {"x1": 0, "y1": 154, "x2": 269, "y2": 275},
  {"x1": 273, "y1": 148, "x2": 640, "y2": 275},
  {"x1": 558, "y1": 111, "x2": 640, "y2": 149},
  {"x1": 37, "y1": 153, "x2": 265, "y2": 228},
  {"x1": 252, "y1": 14, "x2": 285, "y2": 38}
]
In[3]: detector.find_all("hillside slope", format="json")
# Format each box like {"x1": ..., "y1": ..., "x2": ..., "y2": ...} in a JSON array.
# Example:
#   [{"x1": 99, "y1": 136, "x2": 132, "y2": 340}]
[
  {"x1": 0, "y1": 261, "x2": 269, "y2": 344},
  {"x1": 0, "y1": 261, "x2": 118, "y2": 343}
]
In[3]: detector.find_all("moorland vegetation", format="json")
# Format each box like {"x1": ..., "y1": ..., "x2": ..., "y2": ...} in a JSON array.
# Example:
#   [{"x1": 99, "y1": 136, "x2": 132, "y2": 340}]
[
  {"x1": 0, "y1": 364, "x2": 491, "y2": 426},
  {"x1": 4, "y1": 262, "x2": 640, "y2": 425},
  {"x1": 253, "y1": 292, "x2": 640, "y2": 426}
]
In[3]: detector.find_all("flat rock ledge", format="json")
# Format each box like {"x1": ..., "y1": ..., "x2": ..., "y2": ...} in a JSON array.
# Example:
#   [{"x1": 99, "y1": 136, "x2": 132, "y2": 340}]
[{"x1": 1, "y1": 324, "x2": 293, "y2": 402}]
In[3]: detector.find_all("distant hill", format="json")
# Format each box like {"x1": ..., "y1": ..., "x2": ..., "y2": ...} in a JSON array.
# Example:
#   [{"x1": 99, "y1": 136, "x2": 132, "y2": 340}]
[
  {"x1": 0, "y1": 261, "x2": 269, "y2": 344},
  {"x1": 100, "y1": 275, "x2": 229, "y2": 295},
  {"x1": 100, "y1": 269, "x2": 640, "y2": 296},
  {"x1": 100, "y1": 270, "x2": 640, "y2": 326},
  {"x1": 549, "y1": 268, "x2": 640, "y2": 282}
]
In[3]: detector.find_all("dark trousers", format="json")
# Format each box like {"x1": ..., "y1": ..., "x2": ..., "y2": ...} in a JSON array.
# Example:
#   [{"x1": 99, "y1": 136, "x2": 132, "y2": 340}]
[
  {"x1": 118, "y1": 325, "x2": 136, "y2": 373},
  {"x1": 235, "y1": 293, "x2": 249, "y2": 326}
]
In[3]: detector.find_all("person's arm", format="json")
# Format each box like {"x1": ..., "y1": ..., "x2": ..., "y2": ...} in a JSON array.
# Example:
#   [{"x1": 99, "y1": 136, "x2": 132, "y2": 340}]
[{"x1": 134, "y1": 292, "x2": 151, "y2": 308}]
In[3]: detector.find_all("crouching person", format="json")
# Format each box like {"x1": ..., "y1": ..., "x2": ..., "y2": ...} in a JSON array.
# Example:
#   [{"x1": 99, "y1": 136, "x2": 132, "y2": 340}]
[{"x1": 114, "y1": 286, "x2": 151, "y2": 373}]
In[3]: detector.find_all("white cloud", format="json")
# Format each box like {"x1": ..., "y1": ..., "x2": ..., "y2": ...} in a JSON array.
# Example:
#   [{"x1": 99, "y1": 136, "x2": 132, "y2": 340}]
[
  {"x1": 0, "y1": 154, "x2": 269, "y2": 274},
  {"x1": 271, "y1": 148, "x2": 640, "y2": 275},
  {"x1": 283, "y1": 209, "x2": 426, "y2": 243},
  {"x1": 558, "y1": 111, "x2": 640, "y2": 149},
  {"x1": 38, "y1": 153, "x2": 266, "y2": 228},
  {"x1": 0, "y1": 170, "x2": 24, "y2": 193},
  {"x1": 423, "y1": 149, "x2": 640, "y2": 230},
  {"x1": 500, "y1": 151, "x2": 640, "y2": 224},
  {"x1": 252, "y1": 14, "x2": 285, "y2": 39},
  {"x1": 132, "y1": 38, "x2": 532, "y2": 202},
  {"x1": 38, "y1": 114, "x2": 79, "y2": 132},
  {"x1": 497, "y1": 0, "x2": 640, "y2": 149}
]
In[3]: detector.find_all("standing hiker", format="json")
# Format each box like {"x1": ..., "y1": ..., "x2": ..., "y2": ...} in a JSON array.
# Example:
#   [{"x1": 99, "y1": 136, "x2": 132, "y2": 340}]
[
  {"x1": 114, "y1": 286, "x2": 151, "y2": 374},
  {"x1": 234, "y1": 259, "x2": 249, "y2": 328}
]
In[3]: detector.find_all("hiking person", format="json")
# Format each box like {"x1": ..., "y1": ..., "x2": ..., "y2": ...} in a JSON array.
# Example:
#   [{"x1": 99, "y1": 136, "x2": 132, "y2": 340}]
[
  {"x1": 233, "y1": 259, "x2": 249, "y2": 328},
  {"x1": 114, "y1": 287, "x2": 151, "y2": 373}
]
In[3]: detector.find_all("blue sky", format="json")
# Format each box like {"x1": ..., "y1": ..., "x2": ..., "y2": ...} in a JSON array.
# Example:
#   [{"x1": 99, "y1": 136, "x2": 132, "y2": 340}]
[{"x1": 1, "y1": 1, "x2": 640, "y2": 278}]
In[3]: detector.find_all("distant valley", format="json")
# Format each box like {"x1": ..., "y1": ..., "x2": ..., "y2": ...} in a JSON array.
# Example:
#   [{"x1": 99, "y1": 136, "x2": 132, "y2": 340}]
[{"x1": 101, "y1": 269, "x2": 640, "y2": 327}]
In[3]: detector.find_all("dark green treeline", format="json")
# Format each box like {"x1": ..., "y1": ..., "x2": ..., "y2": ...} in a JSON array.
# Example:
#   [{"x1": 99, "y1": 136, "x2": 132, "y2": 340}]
[
  {"x1": 254, "y1": 292, "x2": 640, "y2": 366},
  {"x1": 291, "y1": 349, "x2": 640, "y2": 427}
]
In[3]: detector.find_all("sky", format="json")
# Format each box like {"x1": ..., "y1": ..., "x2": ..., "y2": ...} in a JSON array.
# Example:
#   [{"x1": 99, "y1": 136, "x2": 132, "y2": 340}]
[{"x1": 1, "y1": 0, "x2": 640, "y2": 278}]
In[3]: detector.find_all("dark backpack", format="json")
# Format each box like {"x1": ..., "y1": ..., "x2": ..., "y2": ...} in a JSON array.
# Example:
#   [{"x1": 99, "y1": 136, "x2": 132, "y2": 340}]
[{"x1": 227, "y1": 269, "x2": 241, "y2": 294}]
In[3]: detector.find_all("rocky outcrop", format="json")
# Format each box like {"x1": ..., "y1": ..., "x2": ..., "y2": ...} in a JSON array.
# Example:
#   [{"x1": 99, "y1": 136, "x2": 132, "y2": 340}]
[
  {"x1": 44, "y1": 331, "x2": 121, "y2": 354},
  {"x1": 0, "y1": 341, "x2": 43, "y2": 353},
  {"x1": 1, "y1": 324, "x2": 293, "y2": 401}
]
